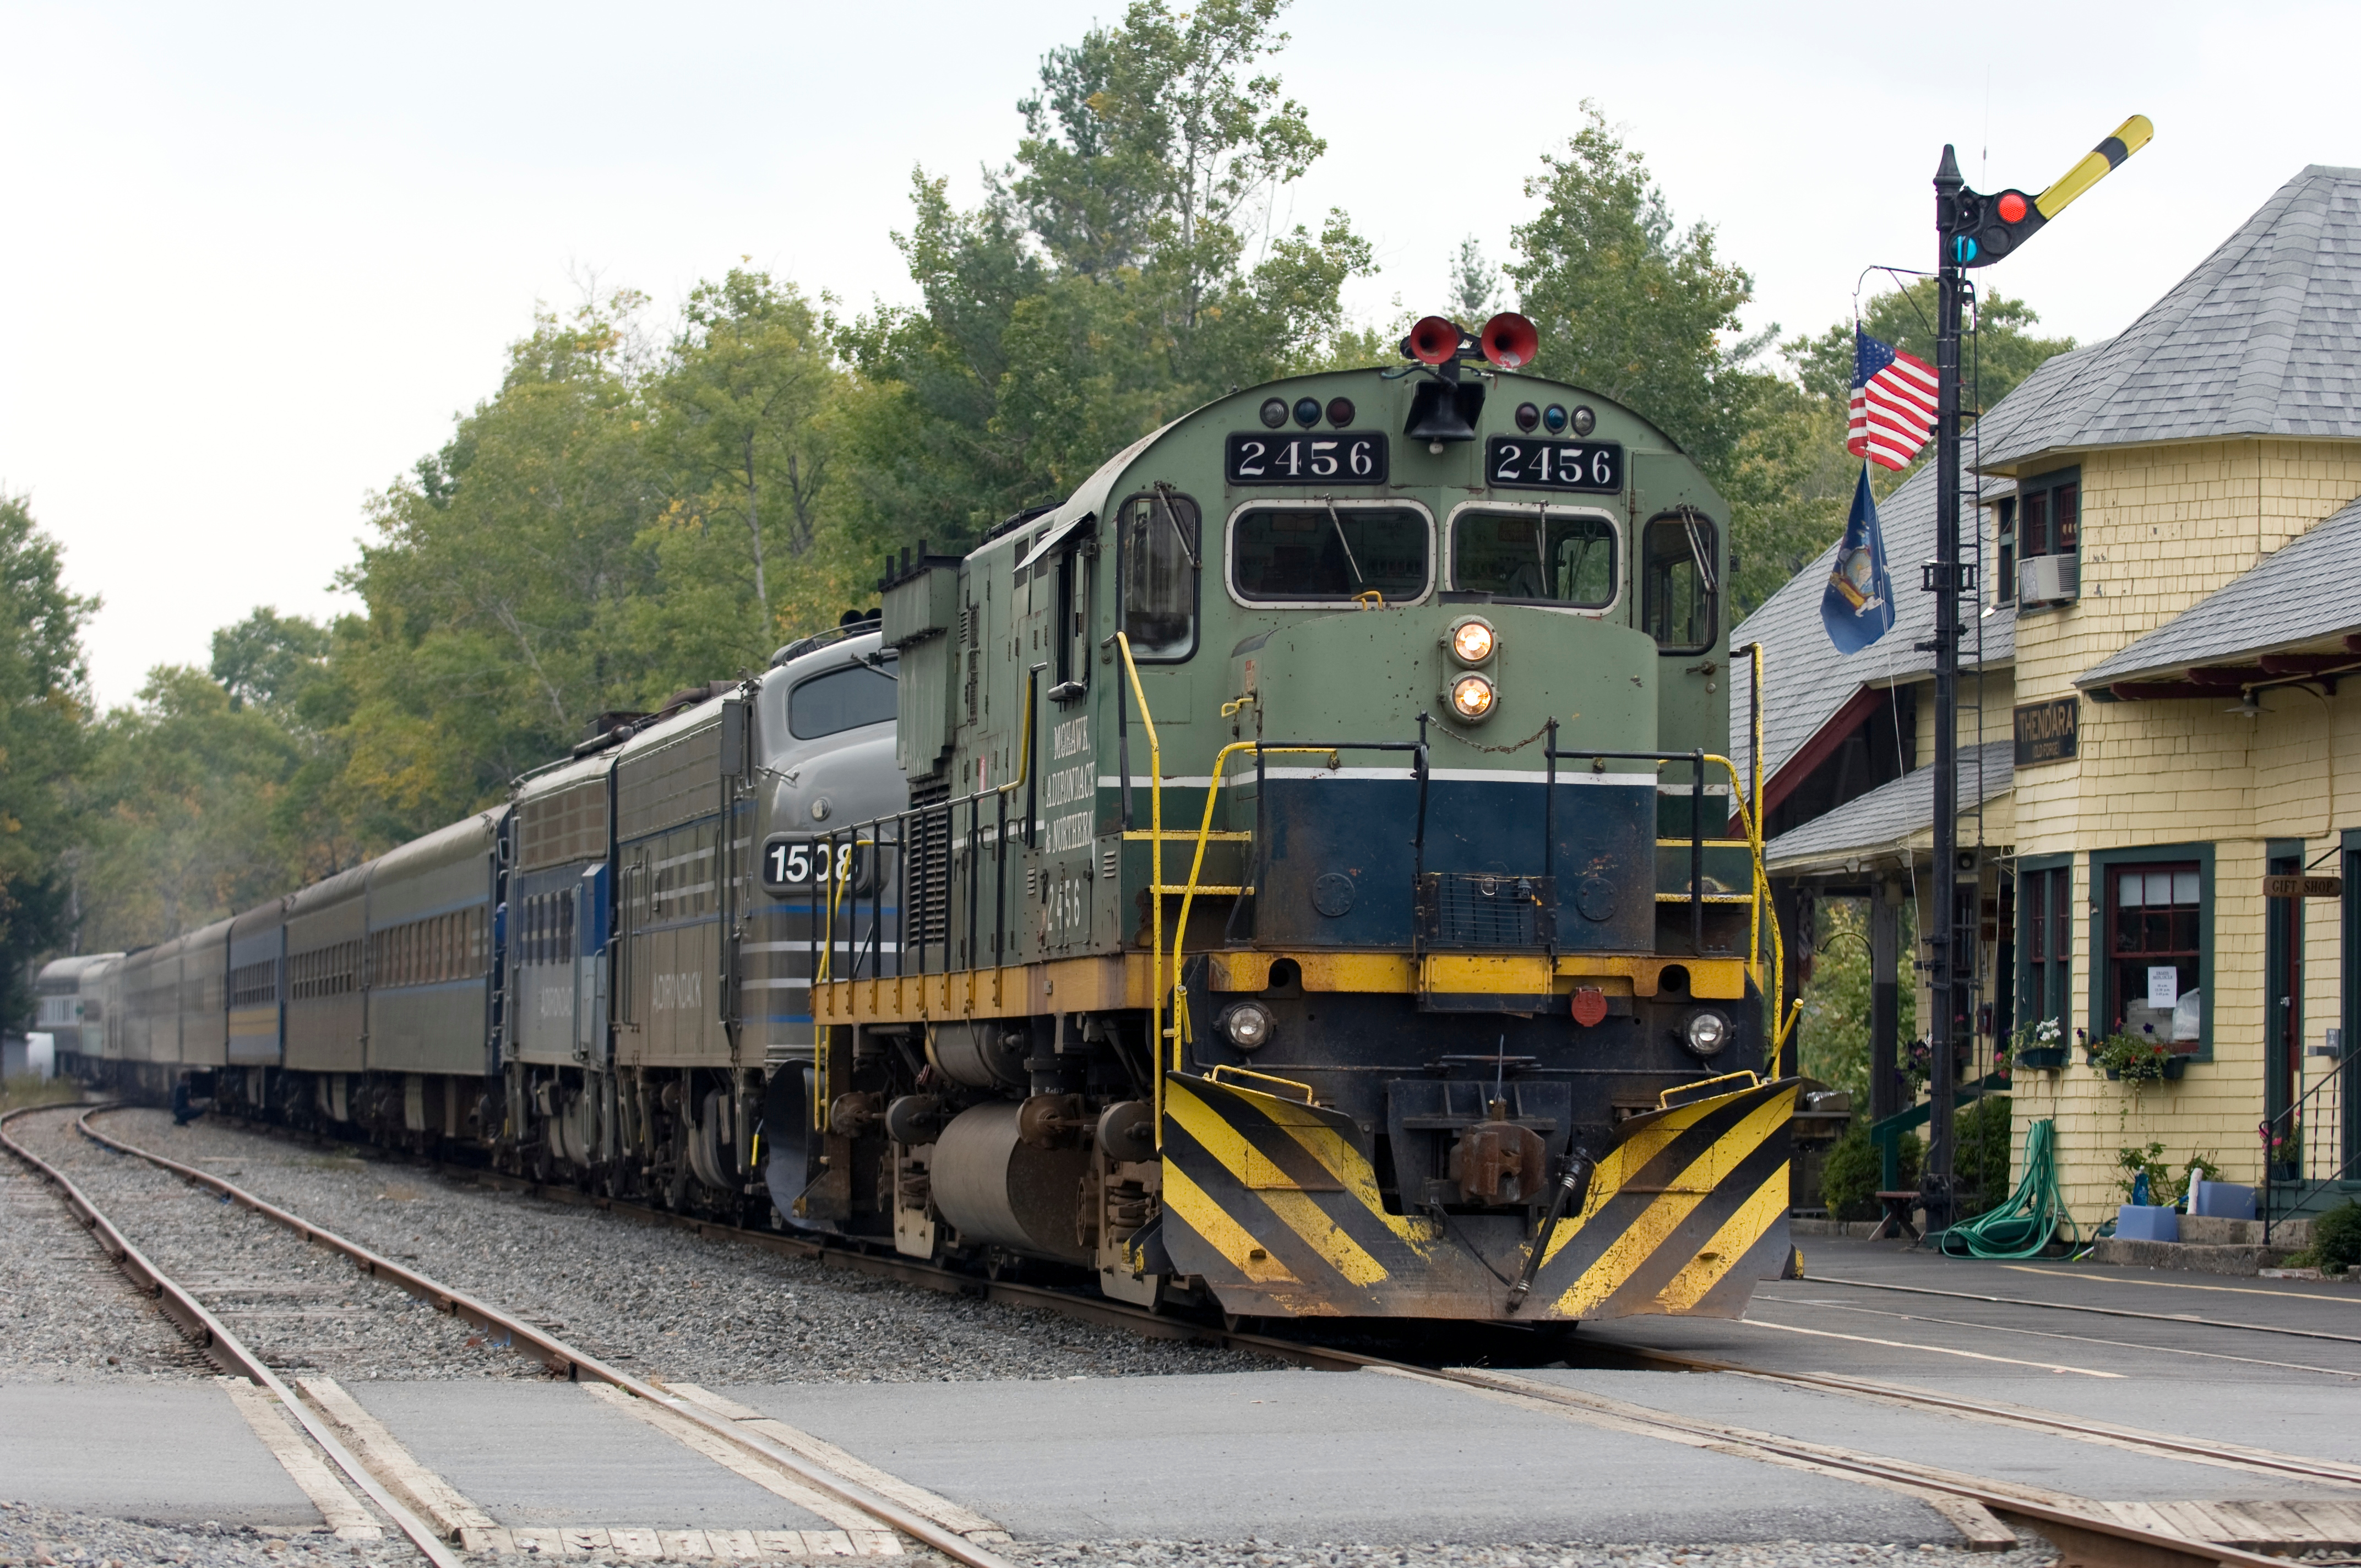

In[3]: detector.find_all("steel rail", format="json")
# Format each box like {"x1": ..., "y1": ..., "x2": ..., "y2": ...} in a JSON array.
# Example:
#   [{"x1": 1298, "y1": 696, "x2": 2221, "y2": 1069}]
[
  {"x1": 72, "y1": 1107, "x2": 1020, "y2": 1568},
  {"x1": 0, "y1": 1104, "x2": 464, "y2": 1568},
  {"x1": 181, "y1": 1108, "x2": 2349, "y2": 1565},
  {"x1": 1608, "y1": 1337, "x2": 2361, "y2": 1490},
  {"x1": 203, "y1": 1104, "x2": 1371, "y2": 1370},
  {"x1": 1412, "y1": 1363, "x2": 2294, "y2": 1568},
  {"x1": 204, "y1": 1107, "x2": 2361, "y2": 1479},
  {"x1": 1796, "y1": 1272, "x2": 2361, "y2": 1346}
]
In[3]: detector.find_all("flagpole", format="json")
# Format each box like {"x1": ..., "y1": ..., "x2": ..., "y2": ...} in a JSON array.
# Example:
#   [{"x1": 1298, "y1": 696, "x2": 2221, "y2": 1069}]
[{"x1": 1924, "y1": 145, "x2": 1966, "y2": 1238}]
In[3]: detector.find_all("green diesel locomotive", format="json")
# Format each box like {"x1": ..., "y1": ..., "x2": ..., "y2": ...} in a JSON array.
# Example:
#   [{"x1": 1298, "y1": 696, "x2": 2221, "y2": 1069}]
[{"x1": 794, "y1": 313, "x2": 1797, "y2": 1324}]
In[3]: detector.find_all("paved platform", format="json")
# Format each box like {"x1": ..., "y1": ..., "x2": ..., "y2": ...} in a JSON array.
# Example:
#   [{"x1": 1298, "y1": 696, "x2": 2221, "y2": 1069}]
[
  {"x1": 0, "y1": 1382, "x2": 319, "y2": 1526},
  {"x1": 9, "y1": 1238, "x2": 2361, "y2": 1547}
]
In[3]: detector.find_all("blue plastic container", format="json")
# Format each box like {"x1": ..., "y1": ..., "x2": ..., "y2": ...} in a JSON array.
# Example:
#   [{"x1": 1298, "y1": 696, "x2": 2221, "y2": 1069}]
[
  {"x1": 2116, "y1": 1204, "x2": 2180, "y2": 1242},
  {"x1": 2189, "y1": 1179, "x2": 2256, "y2": 1221}
]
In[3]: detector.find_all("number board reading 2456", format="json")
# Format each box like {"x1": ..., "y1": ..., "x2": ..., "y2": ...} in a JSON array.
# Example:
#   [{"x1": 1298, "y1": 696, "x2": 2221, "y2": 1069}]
[
  {"x1": 1226, "y1": 432, "x2": 1388, "y2": 485},
  {"x1": 1486, "y1": 437, "x2": 1623, "y2": 493}
]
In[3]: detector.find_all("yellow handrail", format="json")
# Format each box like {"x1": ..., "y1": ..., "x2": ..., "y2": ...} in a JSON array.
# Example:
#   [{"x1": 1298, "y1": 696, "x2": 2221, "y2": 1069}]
[
  {"x1": 1163, "y1": 740, "x2": 1345, "y2": 1069},
  {"x1": 1113, "y1": 635, "x2": 1165, "y2": 1144}
]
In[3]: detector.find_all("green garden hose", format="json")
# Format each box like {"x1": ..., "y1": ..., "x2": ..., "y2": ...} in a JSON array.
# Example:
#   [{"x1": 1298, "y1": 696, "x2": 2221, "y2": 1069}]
[{"x1": 1935, "y1": 1117, "x2": 2082, "y2": 1259}]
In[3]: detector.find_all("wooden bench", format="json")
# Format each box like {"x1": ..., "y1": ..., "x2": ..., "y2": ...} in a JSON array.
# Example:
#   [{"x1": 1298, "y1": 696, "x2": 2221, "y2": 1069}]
[{"x1": 1869, "y1": 1190, "x2": 1922, "y2": 1241}]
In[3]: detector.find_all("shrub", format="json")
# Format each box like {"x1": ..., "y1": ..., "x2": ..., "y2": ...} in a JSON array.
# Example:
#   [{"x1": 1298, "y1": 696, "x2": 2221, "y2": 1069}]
[
  {"x1": 1953, "y1": 1097, "x2": 2014, "y2": 1218},
  {"x1": 2314, "y1": 1201, "x2": 2361, "y2": 1272},
  {"x1": 1821, "y1": 1123, "x2": 1922, "y2": 1221}
]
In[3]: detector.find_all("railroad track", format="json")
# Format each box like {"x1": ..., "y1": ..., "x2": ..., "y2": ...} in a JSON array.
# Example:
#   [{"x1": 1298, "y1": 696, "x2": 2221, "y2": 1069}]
[
  {"x1": 35, "y1": 1104, "x2": 2361, "y2": 1568},
  {"x1": 0, "y1": 1104, "x2": 1020, "y2": 1568}
]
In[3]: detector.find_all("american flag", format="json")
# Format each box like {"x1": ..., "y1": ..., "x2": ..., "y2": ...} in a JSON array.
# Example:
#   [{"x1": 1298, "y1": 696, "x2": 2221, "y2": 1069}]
[{"x1": 1848, "y1": 326, "x2": 1938, "y2": 471}]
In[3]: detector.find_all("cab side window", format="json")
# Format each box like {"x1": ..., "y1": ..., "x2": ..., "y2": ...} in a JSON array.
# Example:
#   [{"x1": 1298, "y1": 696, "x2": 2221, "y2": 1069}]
[
  {"x1": 1642, "y1": 512, "x2": 1718, "y2": 651},
  {"x1": 1120, "y1": 489, "x2": 1199, "y2": 661}
]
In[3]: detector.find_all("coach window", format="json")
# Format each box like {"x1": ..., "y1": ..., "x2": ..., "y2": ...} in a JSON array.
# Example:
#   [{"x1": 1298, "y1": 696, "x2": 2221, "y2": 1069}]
[
  {"x1": 789, "y1": 657, "x2": 897, "y2": 740},
  {"x1": 1641, "y1": 510, "x2": 1718, "y2": 651},
  {"x1": 1451, "y1": 508, "x2": 1617, "y2": 608},
  {"x1": 1119, "y1": 489, "x2": 1199, "y2": 661},
  {"x1": 1229, "y1": 502, "x2": 1430, "y2": 605}
]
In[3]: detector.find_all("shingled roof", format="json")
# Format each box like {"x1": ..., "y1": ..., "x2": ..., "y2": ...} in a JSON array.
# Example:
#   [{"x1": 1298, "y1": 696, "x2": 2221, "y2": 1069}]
[
  {"x1": 2079, "y1": 492, "x2": 2361, "y2": 687},
  {"x1": 1729, "y1": 461, "x2": 2013, "y2": 788},
  {"x1": 1765, "y1": 738, "x2": 2014, "y2": 876},
  {"x1": 1976, "y1": 165, "x2": 2361, "y2": 471}
]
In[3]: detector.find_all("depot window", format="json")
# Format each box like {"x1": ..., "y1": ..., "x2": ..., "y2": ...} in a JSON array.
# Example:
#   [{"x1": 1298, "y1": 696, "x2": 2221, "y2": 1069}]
[
  {"x1": 1451, "y1": 509, "x2": 1618, "y2": 607},
  {"x1": 2021, "y1": 470, "x2": 2080, "y2": 562},
  {"x1": 2095, "y1": 847, "x2": 2210, "y2": 1053},
  {"x1": 1119, "y1": 489, "x2": 1199, "y2": 661},
  {"x1": 1641, "y1": 511, "x2": 1718, "y2": 652},
  {"x1": 789, "y1": 658, "x2": 898, "y2": 740},
  {"x1": 2018, "y1": 860, "x2": 2071, "y2": 1031},
  {"x1": 1229, "y1": 503, "x2": 1431, "y2": 605}
]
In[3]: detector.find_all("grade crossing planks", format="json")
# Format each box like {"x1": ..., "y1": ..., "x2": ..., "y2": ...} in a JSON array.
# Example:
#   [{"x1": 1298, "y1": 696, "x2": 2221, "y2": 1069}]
[
  {"x1": 2088, "y1": 1498, "x2": 2361, "y2": 1548},
  {"x1": 459, "y1": 1527, "x2": 899, "y2": 1558}
]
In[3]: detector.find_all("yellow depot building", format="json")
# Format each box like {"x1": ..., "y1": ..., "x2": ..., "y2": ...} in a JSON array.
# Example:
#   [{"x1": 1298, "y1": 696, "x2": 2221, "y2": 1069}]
[{"x1": 1738, "y1": 165, "x2": 2361, "y2": 1231}]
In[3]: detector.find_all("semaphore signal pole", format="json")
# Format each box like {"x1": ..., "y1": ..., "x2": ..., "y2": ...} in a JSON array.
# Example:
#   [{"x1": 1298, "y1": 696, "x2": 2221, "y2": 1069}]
[{"x1": 1921, "y1": 118, "x2": 2151, "y2": 1237}]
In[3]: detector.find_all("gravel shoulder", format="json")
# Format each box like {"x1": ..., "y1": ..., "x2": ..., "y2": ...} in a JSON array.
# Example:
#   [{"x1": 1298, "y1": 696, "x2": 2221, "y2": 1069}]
[
  {"x1": 7, "y1": 1107, "x2": 538, "y2": 1384},
  {"x1": 1, "y1": 1108, "x2": 209, "y2": 1383},
  {"x1": 97, "y1": 1108, "x2": 1271, "y2": 1386}
]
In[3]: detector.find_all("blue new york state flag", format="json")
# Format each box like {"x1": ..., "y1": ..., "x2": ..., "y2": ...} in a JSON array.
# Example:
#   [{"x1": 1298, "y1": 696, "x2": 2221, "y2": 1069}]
[{"x1": 1820, "y1": 464, "x2": 1896, "y2": 655}]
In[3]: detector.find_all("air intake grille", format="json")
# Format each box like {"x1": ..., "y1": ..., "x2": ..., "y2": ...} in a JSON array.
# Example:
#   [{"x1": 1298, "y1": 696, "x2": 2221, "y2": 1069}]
[{"x1": 1416, "y1": 873, "x2": 1556, "y2": 949}]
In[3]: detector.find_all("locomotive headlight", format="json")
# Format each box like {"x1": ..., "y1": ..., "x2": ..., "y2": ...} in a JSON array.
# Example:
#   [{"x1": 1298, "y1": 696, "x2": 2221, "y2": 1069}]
[
  {"x1": 1682, "y1": 1009, "x2": 1731, "y2": 1057},
  {"x1": 1219, "y1": 1000, "x2": 1276, "y2": 1052},
  {"x1": 1448, "y1": 672, "x2": 1497, "y2": 722},
  {"x1": 1446, "y1": 617, "x2": 1496, "y2": 666}
]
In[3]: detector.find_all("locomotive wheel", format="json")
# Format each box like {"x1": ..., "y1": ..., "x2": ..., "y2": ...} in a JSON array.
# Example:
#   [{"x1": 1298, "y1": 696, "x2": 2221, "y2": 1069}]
[{"x1": 1221, "y1": 1311, "x2": 1261, "y2": 1335}]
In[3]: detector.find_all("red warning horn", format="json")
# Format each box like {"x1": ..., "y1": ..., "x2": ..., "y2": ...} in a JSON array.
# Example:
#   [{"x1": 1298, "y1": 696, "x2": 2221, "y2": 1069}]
[
  {"x1": 1405, "y1": 315, "x2": 1464, "y2": 366},
  {"x1": 1481, "y1": 312, "x2": 1539, "y2": 370}
]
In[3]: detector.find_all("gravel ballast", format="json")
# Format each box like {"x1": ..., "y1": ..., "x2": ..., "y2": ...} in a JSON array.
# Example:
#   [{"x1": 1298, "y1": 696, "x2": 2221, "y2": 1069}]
[
  {"x1": 6, "y1": 1108, "x2": 541, "y2": 1383},
  {"x1": 0, "y1": 1500, "x2": 2068, "y2": 1568},
  {"x1": 68, "y1": 1108, "x2": 1270, "y2": 1386},
  {"x1": 0, "y1": 1111, "x2": 210, "y2": 1382}
]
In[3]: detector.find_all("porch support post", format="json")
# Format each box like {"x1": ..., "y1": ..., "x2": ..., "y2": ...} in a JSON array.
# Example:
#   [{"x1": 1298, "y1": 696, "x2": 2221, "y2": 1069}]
[{"x1": 1870, "y1": 879, "x2": 1902, "y2": 1124}]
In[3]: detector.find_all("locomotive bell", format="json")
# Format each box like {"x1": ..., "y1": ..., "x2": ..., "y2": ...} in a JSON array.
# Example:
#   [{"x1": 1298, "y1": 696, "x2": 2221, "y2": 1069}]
[{"x1": 1404, "y1": 378, "x2": 1484, "y2": 445}]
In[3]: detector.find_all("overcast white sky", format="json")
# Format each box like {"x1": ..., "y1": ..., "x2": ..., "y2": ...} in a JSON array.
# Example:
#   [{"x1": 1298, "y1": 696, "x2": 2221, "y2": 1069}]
[{"x1": 6, "y1": 0, "x2": 2355, "y2": 705}]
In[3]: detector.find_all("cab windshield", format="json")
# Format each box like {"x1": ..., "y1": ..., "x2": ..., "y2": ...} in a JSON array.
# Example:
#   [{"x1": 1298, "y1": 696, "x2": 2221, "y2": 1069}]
[
  {"x1": 1230, "y1": 505, "x2": 1429, "y2": 603},
  {"x1": 1452, "y1": 511, "x2": 1617, "y2": 606}
]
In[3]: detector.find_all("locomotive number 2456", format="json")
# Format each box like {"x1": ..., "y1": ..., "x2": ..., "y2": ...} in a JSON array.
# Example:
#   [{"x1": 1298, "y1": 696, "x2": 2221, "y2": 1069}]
[
  {"x1": 1485, "y1": 436, "x2": 1624, "y2": 493},
  {"x1": 1225, "y1": 432, "x2": 1389, "y2": 485}
]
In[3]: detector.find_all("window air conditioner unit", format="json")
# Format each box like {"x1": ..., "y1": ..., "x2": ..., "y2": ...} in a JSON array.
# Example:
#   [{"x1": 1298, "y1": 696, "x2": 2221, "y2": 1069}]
[{"x1": 2019, "y1": 553, "x2": 2079, "y2": 605}]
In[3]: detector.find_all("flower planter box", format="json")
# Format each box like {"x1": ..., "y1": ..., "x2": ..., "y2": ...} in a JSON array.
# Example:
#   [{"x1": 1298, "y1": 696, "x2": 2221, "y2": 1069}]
[
  {"x1": 2102, "y1": 1057, "x2": 2189, "y2": 1081},
  {"x1": 2015, "y1": 1047, "x2": 2069, "y2": 1070}
]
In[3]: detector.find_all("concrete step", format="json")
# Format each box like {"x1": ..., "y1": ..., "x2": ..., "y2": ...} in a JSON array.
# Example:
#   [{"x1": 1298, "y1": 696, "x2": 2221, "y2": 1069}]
[
  {"x1": 2088, "y1": 1237, "x2": 2293, "y2": 1274},
  {"x1": 2179, "y1": 1213, "x2": 2313, "y2": 1246}
]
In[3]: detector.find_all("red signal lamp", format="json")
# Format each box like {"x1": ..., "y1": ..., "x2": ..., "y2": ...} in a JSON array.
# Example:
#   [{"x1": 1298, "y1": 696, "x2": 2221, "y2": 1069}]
[
  {"x1": 1996, "y1": 190, "x2": 2030, "y2": 224},
  {"x1": 1480, "y1": 312, "x2": 1538, "y2": 370},
  {"x1": 1406, "y1": 315, "x2": 1463, "y2": 366}
]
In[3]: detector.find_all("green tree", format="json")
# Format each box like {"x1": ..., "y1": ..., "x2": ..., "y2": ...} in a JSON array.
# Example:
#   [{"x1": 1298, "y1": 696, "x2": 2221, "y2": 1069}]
[
  {"x1": 0, "y1": 495, "x2": 93, "y2": 1025},
  {"x1": 1449, "y1": 236, "x2": 1502, "y2": 325},
  {"x1": 76, "y1": 666, "x2": 308, "y2": 951},
  {"x1": 212, "y1": 607, "x2": 333, "y2": 713},
  {"x1": 845, "y1": 0, "x2": 1371, "y2": 545},
  {"x1": 338, "y1": 290, "x2": 664, "y2": 837},
  {"x1": 1798, "y1": 897, "x2": 1917, "y2": 1106},
  {"x1": 655, "y1": 268, "x2": 840, "y2": 636},
  {"x1": 1508, "y1": 105, "x2": 1761, "y2": 474}
]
